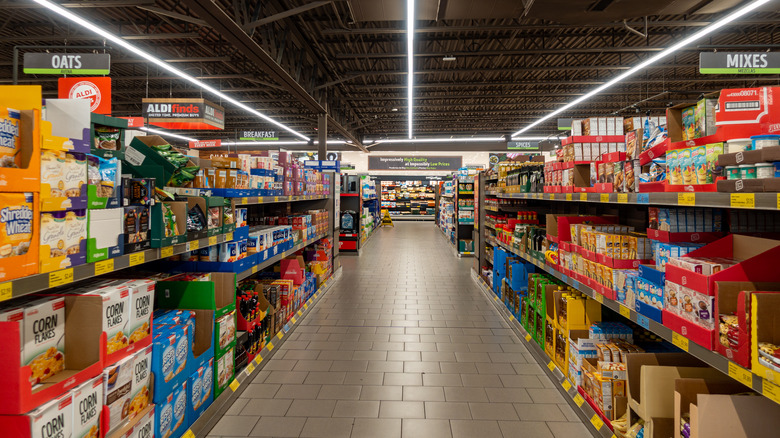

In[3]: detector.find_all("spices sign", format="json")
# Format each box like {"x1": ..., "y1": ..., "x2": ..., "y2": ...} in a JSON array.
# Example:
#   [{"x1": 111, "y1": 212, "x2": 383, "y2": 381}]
[
  {"x1": 699, "y1": 52, "x2": 780, "y2": 74},
  {"x1": 507, "y1": 140, "x2": 541, "y2": 151},
  {"x1": 24, "y1": 53, "x2": 110, "y2": 75},
  {"x1": 368, "y1": 156, "x2": 462, "y2": 171}
]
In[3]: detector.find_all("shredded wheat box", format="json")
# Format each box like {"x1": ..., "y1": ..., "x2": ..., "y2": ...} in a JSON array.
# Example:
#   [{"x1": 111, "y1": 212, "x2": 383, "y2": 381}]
[
  {"x1": 71, "y1": 376, "x2": 102, "y2": 438},
  {"x1": 24, "y1": 297, "x2": 66, "y2": 385}
]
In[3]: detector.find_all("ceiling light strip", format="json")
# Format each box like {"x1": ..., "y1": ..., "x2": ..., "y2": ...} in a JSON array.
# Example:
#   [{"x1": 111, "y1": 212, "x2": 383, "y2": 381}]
[
  {"x1": 32, "y1": 0, "x2": 310, "y2": 141},
  {"x1": 407, "y1": 0, "x2": 415, "y2": 139},
  {"x1": 512, "y1": 0, "x2": 771, "y2": 136},
  {"x1": 138, "y1": 126, "x2": 197, "y2": 142}
]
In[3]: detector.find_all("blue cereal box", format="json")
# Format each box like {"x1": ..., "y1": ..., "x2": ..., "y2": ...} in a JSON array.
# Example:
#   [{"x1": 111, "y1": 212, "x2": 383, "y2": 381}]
[
  {"x1": 188, "y1": 357, "x2": 214, "y2": 423},
  {"x1": 155, "y1": 380, "x2": 188, "y2": 438}
]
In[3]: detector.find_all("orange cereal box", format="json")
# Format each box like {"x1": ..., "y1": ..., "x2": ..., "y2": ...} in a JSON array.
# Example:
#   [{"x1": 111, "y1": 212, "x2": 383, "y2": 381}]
[
  {"x1": 0, "y1": 107, "x2": 21, "y2": 168},
  {"x1": 0, "y1": 192, "x2": 34, "y2": 259}
]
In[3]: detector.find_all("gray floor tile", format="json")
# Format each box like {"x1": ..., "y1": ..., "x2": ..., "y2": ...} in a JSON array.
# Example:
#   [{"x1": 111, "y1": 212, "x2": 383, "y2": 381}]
[
  {"x1": 299, "y1": 418, "x2": 354, "y2": 437},
  {"x1": 333, "y1": 400, "x2": 381, "y2": 417},
  {"x1": 361, "y1": 385, "x2": 403, "y2": 401},
  {"x1": 351, "y1": 418, "x2": 402, "y2": 438},
  {"x1": 546, "y1": 422, "x2": 593, "y2": 438},
  {"x1": 443, "y1": 387, "x2": 489, "y2": 402},
  {"x1": 240, "y1": 399, "x2": 294, "y2": 416},
  {"x1": 379, "y1": 401, "x2": 426, "y2": 419},
  {"x1": 250, "y1": 416, "x2": 306, "y2": 437},
  {"x1": 384, "y1": 373, "x2": 423, "y2": 386},
  {"x1": 274, "y1": 384, "x2": 322, "y2": 400},
  {"x1": 514, "y1": 403, "x2": 568, "y2": 422},
  {"x1": 286, "y1": 399, "x2": 337, "y2": 417},
  {"x1": 345, "y1": 372, "x2": 385, "y2": 385},
  {"x1": 424, "y1": 402, "x2": 471, "y2": 420},
  {"x1": 403, "y1": 386, "x2": 445, "y2": 401},
  {"x1": 450, "y1": 420, "x2": 503, "y2": 438},
  {"x1": 498, "y1": 421, "x2": 554, "y2": 438},
  {"x1": 210, "y1": 415, "x2": 260, "y2": 436},
  {"x1": 402, "y1": 419, "x2": 452, "y2": 438},
  {"x1": 317, "y1": 384, "x2": 362, "y2": 400},
  {"x1": 239, "y1": 383, "x2": 281, "y2": 399}
]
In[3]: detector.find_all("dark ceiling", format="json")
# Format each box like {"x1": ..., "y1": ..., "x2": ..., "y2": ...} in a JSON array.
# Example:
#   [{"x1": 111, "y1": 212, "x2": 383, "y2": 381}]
[{"x1": 1, "y1": 0, "x2": 778, "y2": 147}]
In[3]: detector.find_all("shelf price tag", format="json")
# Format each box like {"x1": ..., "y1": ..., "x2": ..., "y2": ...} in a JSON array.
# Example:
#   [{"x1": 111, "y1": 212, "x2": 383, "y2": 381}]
[
  {"x1": 161, "y1": 246, "x2": 174, "y2": 258},
  {"x1": 579, "y1": 193, "x2": 588, "y2": 201},
  {"x1": 267, "y1": 342, "x2": 274, "y2": 351},
  {"x1": 49, "y1": 268, "x2": 74, "y2": 288},
  {"x1": 226, "y1": 232, "x2": 234, "y2": 241},
  {"x1": 573, "y1": 394, "x2": 585, "y2": 407},
  {"x1": 208, "y1": 236, "x2": 218, "y2": 246},
  {"x1": 0, "y1": 282, "x2": 12, "y2": 302},
  {"x1": 245, "y1": 363, "x2": 255, "y2": 376},
  {"x1": 291, "y1": 316, "x2": 297, "y2": 324},
  {"x1": 241, "y1": 197, "x2": 248, "y2": 205},
  {"x1": 590, "y1": 414, "x2": 605, "y2": 430},
  {"x1": 508, "y1": 314, "x2": 515, "y2": 321},
  {"x1": 619, "y1": 305, "x2": 631, "y2": 319},
  {"x1": 562, "y1": 380, "x2": 572, "y2": 391},
  {"x1": 129, "y1": 252, "x2": 145, "y2": 267},
  {"x1": 549, "y1": 193, "x2": 555, "y2": 200},
  {"x1": 255, "y1": 355, "x2": 263, "y2": 364},
  {"x1": 187, "y1": 240, "x2": 199, "y2": 252},
  {"x1": 777, "y1": 194, "x2": 780, "y2": 210},
  {"x1": 547, "y1": 361, "x2": 556, "y2": 371},
  {"x1": 277, "y1": 332, "x2": 284, "y2": 340},
  {"x1": 730, "y1": 193, "x2": 755, "y2": 209},
  {"x1": 617, "y1": 194, "x2": 628, "y2": 204},
  {"x1": 678, "y1": 193, "x2": 695, "y2": 206},
  {"x1": 763, "y1": 380, "x2": 780, "y2": 404},
  {"x1": 525, "y1": 334, "x2": 532, "y2": 342},
  {"x1": 274, "y1": 196, "x2": 279, "y2": 202},
  {"x1": 637, "y1": 193, "x2": 650, "y2": 204},
  {"x1": 566, "y1": 193, "x2": 573, "y2": 201},
  {"x1": 593, "y1": 293, "x2": 604, "y2": 304},
  {"x1": 636, "y1": 314, "x2": 650, "y2": 329},
  {"x1": 229, "y1": 379, "x2": 240, "y2": 392},
  {"x1": 94, "y1": 259, "x2": 114, "y2": 276},
  {"x1": 728, "y1": 362, "x2": 753, "y2": 387},
  {"x1": 304, "y1": 303, "x2": 309, "y2": 310},
  {"x1": 600, "y1": 194, "x2": 609, "y2": 203},
  {"x1": 672, "y1": 332, "x2": 689, "y2": 351},
  {"x1": 297, "y1": 310, "x2": 303, "y2": 317},
  {"x1": 182, "y1": 430, "x2": 195, "y2": 438}
]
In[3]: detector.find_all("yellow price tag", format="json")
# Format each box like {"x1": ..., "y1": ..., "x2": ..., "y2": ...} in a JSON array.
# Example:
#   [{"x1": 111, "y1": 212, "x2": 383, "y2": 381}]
[
  {"x1": 274, "y1": 196, "x2": 279, "y2": 202},
  {"x1": 525, "y1": 334, "x2": 532, "y2": 342},
  {"x1": 777, "y1": 194, "x2": 780, "y2": 210},
  {"x1": 304, "y1": 303, "x2": 308, "y2": 310},
  {"x1": 619, "y1": 305, "x2": 631, "y2": 319},
  {"x1": 672, "y1": 332, "x2": 689, "y2": 351},
  {"x1": 730, "y1": 193, "x2": 755, "y2": 209},
  {"x1": 593, "y1": 293, "x2": 603, "y2": 304},
  {"x1": 573, "y1": 394, "x2": 585, "y2": 407},
  {"x1": 291, "y1": 317, "x2": 297, "y2": 324},
  {"x1": 549, "y1": 193, "x2": 555, "y2": 200},
  {"x1": 246, "y1": 363, "x2": 255, "y2": 376},
  {"x1": 188, "y1": 240, "x2": 200, "y2": 252},
  {"x1": 209, "y1": 236, "x2": 218, "y2": 246},
  {"x1": 580, "y1": 193, "x2": 588, "y2": 201},
  {"x1": 562, "y1": 380, "x2": 572, "y2": 391},
  {"x1": 678, "y1": 193, "x2": 695, "y2": 206},
  {"x1": 493, "y1": 295, "x2": 499, "y2": 301},
  {"x1": 129, "y1": 252, "x2": 145, "y2": 267},
  {"x1": 508, "y1": 314, "x2": 515, "y2": 321},
  {"x1": 277, "y1": 332, "x2": 283, "y2": 340},
  {"x1": 600, "y1": 193, "x2": 609, "y2": 203},
  {"x1": 255, "y1": 355, "x2": 263, "y2": 364},
  {"x1": 763, "y1": 380, "x2": 780, "y2": 404},
  {"x1": 728, "y1": 362, "x2": 753, "y2": 387},
  {"x1": 229, "y1": 379, "x2": 240, "y2": 392},
  {"x1": 547, "y1": 361, "x2": 556, "y2": 371},
  {"x1": 241, "y1": 197, "x2": 248, "y2": 204},
  {"x1": 297, "y1": 310, "x2": 303, "y2": 317},
  {"x1": 251, "y1": 265, "x2": 258, "y2": 274},
  {"x1": 182, "y1": 430, "x2": 195, "y2": 438},
  {"x1": 617, "y1": 193, "x2": 628, "y2": 203},
  {"x1": 590, "y1": 414, "x2": 604, "y2": 430},
  {"x1": 267, "y1": 342, "x2": 274, "y2": 351},
  {"x1": 49, "y1": 268, "x2": 74, "y2": 288},
  {"x1": 0, "y1": 282, "x2": 12, "y2": 302},
  {"x1": 94, "y1": 259, "x2": 114, "y2": 276},
  {"x1": 566, "y1": 193, "x2": 573, "y2": 201},
  {"x1": 161, "y1": 246, "x2": 174, "y2": 258},
  {"x1": 226, "y1": 232, "x2": 234, "y2": 241}
]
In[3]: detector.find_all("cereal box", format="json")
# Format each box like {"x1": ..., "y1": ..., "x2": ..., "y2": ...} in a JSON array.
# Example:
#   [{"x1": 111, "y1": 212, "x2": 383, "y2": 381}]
[
  {"x1": 40, "y1": 212, "x2": 66, "y2": 260},
  {"x1": 103, "y1": 355, "x2": 133, "y2": 433},
  {"x1": 128, "y1": 345, "x2": 152, "y2": 420},
  {"x1": 41, "y1": 150, "x2": 66, "y2": 197},
  {"x1": 706, "y1": 143, "x2": 723, "y2": 184},
  {"x1": 71, "y1": 376, "x2": 102, "y2": 438},
  {"x1": 0, "y1": 107, "x2": 22, "y2": 168},
  {"x1": 216, "y1": 311, "x2": 236, "y2": 352},
  {"x1": 682, "y1": 106, "x2": 696, "y2": 140},
  {"x1": 30, "y1": 392, "x2": 72, "y2": 438},
  {"x1": 24, "y1": 297, "x2": 66, "y2": 385},
  {"x1": 64, "y1": 210, "x2": 86, "y2": 256},
  {"x1": 189, "y1": 357, "x2": 214, "y2": 419},
  {"x1": 98, "y1": 285, "x2": 130, "y2": 355},
  {"x1": 154, "y1": 380, "x2": 187, "y2": 438},
  {"x1": 692, "y1": 146, "x2": 707, "y2": 185},
  {"x1": 0, "y1": 193, "x2": 34, "y2": 259},
  {"x1": 0, "y1": 306, "x2": 24, "y2": 362},
  {"x1": 125, "y1": 279, "x2": 154, "y2": 345},
  {"x1": 667, "y1": 150, "x2": 680, "y2": 185},
  {"x1": 216, "y1": 347, "x2": 235, "y2": 393},
  {"x1": 131, "y1": 409, "x2": 154, "y2": 438},
  {"x1": 63, "y1": 153, "x2": 86, "y2": 197}
]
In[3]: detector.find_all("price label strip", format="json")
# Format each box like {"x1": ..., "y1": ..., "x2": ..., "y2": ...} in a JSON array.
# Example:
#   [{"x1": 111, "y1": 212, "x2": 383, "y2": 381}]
[
  {"x1": 277, "y1": 332, "x2": 284, "y2": 340},
  {"x1": 566, "y1": 193, "x2": 573, "y2": 201},
  {"x1": 245, "y1": 363, "x2": 256, "y2": 376},
  {"x1": 547, "y1": 361, "x2": 556, "y2": 371},
  {"x1": 182, "y1": 430, "x2": 195, "y2": 438},
  {"x1": 255, "y1": 355, "x2": 263, "y2": 364},
  {"x1": 129, "y1": 252, "x2": 145, "y2": 267},
  {"x1": 562, "y1": 380, "x2": 572, "y2": 391},
  {"x1": 0, "y1": 282, "x2": 12, "y2": 302},
  {"x1": 209, "y1": 236, "x2": 218, "y2": 246},
  {"x1": 161, "y1": 246, "x2": 174, "y2": 258},
  {"x1": 730, "y1": 193, "x2": 755, "y2": 209},
  {"x1": 49, "y1": 268, "x2": 74, "y2": 288},
  {"x1": 728, "y1": 362, "x2": 753, "y2": 387},
  {"x1": 573, "y1": 394, "x2": 585, "y2": 407},
  {"x1": 763, "y1": 380, "x2": 780, "y2": 405},
  {"x1": 678, "y1": 193, "x2": 695, "y2": 206},
  {"x1": 590, "y1": 414, "x2": 604, "y2": 430},
  {"x1": 600, "y1": 194, "x2": 609, "y2": 203},
  {"x1": 267, "y1": 342, "x2": 274, "y2": 351},
  {"x1": 580, "y1": 193, "x2": 588, "y2": 201},
  {"x1": 229, "y1": 379, "x2": 240, "y2": 392},
  {"x1": 187, "y1": 239, "x2": 199, "y2": 252},
  {"x1": 672, "y1": 332, "x2": 689, "y2": 352},
  {"x1": 525, "y1": 334, "x2": 532, "y2": 342},
  {"x1": 617, "y1": 193, "x2": 628, "y2": 203},
  {"x1": 619, "y1": 305, "x2": 631, "y2": 319},
  {"x1": 94, "y1": 259, "x2": 114, "y2": 276}
]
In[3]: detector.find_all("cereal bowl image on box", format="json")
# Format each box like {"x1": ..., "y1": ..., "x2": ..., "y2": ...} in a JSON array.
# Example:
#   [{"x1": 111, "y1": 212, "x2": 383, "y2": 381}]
[
  {"x1": 24, "y1": 297, "x2": 66, "y2": 385},
  {"x1": 155, "y1": 380, "x2": 187, "y2": 438}
]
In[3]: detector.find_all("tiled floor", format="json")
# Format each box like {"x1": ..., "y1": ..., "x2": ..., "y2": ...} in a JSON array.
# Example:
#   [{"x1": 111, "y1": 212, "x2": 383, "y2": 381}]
[{"x1": 207, "y1": 222, "x2": 591, "y2": 438}]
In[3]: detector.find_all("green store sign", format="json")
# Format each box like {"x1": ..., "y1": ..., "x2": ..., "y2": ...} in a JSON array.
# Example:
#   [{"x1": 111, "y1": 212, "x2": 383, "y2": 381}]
[{"x1": 699, "y1": 52, "x2": 780, "y2": 74}]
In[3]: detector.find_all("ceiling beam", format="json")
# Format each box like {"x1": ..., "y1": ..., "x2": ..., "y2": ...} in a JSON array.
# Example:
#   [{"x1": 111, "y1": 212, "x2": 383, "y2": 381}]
[
  {"x1": 136, "y1": 6, "x2": 208, "y2": 26},
  {"x1": 351, "y1": 76, "x2": 779, "y2": 89},
  {"x1": 0, "y1": 33, "x2": 200, "y2": 42},
  {"x1": 242, "y1": 1, "x2": 332, "y2": 31},
  {"x1": 334, "y1": 46, "x2": 674, "y2": 59},
  {"x1": 346, "y1": 64, "x2": 694, "y2": 76},
  {"x1": 1, "y1": 0, "x2": 154, "y2": 8}
]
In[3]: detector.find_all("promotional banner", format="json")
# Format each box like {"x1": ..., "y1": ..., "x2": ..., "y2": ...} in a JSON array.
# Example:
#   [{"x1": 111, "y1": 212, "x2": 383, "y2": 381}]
[
  {"x1": 188, "y1": 139, "x2": 222, "y2": 149},
  {"x1": 58, "y1": 77, "x2": 112, "y2": 114},
  {"x1": 142, "y1": 98, "x2": 225, "y2": 130},
  {"x1": 368, "y1": 156, "x2": 462, "y2": 171},
  {"x1": 699, "y1": 52, "x2": 780, "y2": 74},
  {"x1": 24, "y1": 53, "x2": 110, "y2": 75}
]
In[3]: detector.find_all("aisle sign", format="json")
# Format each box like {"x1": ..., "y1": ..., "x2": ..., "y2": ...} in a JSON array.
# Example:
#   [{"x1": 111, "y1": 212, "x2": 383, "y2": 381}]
[
  {"x1": 700, "y1": 52, "x2": 780, "y2": 74},
  {"x1": 368, "y1": 156, "x2": 462, "y2": 171},
  {"x1": 240, "y1": 130, "x2": 278, "y2": 141},
  {"x1": 507, "y1": 140, "x2": 540, "y2": 151},
  {"x1": 24, "y1": 53, "x2": 110, "y2": 75}
]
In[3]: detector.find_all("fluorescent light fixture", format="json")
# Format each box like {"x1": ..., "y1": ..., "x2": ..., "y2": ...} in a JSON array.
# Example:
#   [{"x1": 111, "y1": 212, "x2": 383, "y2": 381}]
[
  {"x1": 361, "y1": 136, "x2": 546, "y2": 145},
  {"x1": 512, "y1": 0, "x2": 771, "y2": 136},
  {"x1": 222, "y1": 140, "x2": 347, "y2": 146},
  {"x1": 138, "y1": 126, "x2": 197, "y2": 142},
  {"x1": 407, "y1": 0, "x2": 415, "y2": 139},
  {"x1": 442, "y1": 56, "x2": 457, "y2": 62},
  {"x1": 32, "y1": 0, "x2": 310, "y2": 142}
]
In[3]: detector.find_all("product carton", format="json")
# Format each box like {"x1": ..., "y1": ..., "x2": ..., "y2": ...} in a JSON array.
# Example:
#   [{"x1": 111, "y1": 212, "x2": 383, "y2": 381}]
[
  {"x1": 0, "y1": 87, "x2": 42, "y2": 192},
  {"x1": 150, "y1": 325, "x2": 189, "y2": 404},
  {"x1": 103, "y1": 355, "x2": 134, "y2": 433},
  {"x1": 750, "y1": 292, "x2": 780, "y2": 385},
  {"x1": 71, "y1": 376, "x2": 102, "y2": 438},
  {"x1": 214, "y1": 347, "x2": 234, "y2": 398},
  {"x1": 185, "y1": 197, "x2": 209, "y2": 241},
  {"x1": 188, "y1": 357, "x2": 214, "y2": 422},
  {"x1": 39, "y1": 209, "x2": 87, "y2": 273},
  {"x1": 154, "y1": 380, "x2": 187, "y2": 438},
  {"x1": 86, "y1": 208, "x2": 123, "y2": 263},
  {"x1": 0, "y1": 391, "x2": 73, "y2": 438},
  {"x1": 128, "y1": 345, "x2": 152, "y2": 421}
]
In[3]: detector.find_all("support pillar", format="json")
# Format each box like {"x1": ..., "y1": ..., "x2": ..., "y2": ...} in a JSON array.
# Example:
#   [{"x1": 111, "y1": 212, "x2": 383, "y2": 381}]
[{"x1": 318, "y1": 113, "x2": 327, "y2": 159}]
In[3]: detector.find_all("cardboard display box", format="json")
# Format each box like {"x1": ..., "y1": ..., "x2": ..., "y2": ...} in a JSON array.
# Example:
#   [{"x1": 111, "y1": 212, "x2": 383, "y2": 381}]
[
  {"x1": 151, "y1": 201, "x2": 188, "y2": 248},
  {"x1": 751, "y1": 292, "x2": 780, "y2": 385},
  {"x1": 674, "y1": 377, "x2": 763, "y2": 438}
]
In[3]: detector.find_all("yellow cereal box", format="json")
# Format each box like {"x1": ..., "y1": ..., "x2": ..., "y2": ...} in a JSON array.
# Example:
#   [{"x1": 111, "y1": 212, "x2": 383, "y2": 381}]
[
  {"x1": 0, "y1": 107, "x2": 21, "y2": 168},
  {"x1": 0, "y1": 193, "x2": 34, "y2": 259}
]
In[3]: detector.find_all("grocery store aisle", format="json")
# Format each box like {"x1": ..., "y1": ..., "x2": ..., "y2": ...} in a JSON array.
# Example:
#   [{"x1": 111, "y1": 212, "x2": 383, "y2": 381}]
[{"x1": 207, "y1": 222, "x2": 591, "y2": 438}]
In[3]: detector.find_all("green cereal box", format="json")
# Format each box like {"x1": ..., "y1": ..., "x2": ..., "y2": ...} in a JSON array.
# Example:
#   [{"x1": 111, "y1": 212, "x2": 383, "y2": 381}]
[{"x1": 706, "y1": 143, "x2": 724, "y2": 184}]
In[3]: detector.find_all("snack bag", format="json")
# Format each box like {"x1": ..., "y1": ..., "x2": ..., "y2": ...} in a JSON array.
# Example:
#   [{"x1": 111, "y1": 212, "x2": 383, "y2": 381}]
[
  {"x1": 0, "y1": 107, "x2": 21, "y2": 168},
  {"x1": 0, "y1": 193, "x2": 34, "y2": 258}
]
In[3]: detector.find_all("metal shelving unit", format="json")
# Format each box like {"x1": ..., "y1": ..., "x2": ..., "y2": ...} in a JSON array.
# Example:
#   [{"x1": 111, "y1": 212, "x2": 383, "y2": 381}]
[{"x1": 236, "y1": 232, "x2": 330, "y2": 281}]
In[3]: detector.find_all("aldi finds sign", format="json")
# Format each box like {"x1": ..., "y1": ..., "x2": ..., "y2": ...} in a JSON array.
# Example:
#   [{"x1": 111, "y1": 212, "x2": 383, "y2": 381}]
[
  {"x1": 699, "y1": 52, "x2": 780, "y2": 74},
  {"x1": 142, "y1": 98, "x2": 225, "y2": 130},
  {"x1": 23, "y1": 53, "x2": 110, "y2": 75}
]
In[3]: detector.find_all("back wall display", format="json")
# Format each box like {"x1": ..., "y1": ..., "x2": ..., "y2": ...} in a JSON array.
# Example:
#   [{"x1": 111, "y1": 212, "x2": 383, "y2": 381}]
[{"x1": 368, "y1": 156, "x2": 463, "y2": 171}]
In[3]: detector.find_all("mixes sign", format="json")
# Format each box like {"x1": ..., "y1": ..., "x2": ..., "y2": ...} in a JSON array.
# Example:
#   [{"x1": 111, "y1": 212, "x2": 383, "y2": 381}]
[
  {"x1": 142, "y1": 98, "x2": 225, "y2": 130},
  {"x1": 368, "y1": 156, "x2": 462, "y2": 171},
  {"x1": 699, "y1": 52, "x2": 780, "y2": 74}
]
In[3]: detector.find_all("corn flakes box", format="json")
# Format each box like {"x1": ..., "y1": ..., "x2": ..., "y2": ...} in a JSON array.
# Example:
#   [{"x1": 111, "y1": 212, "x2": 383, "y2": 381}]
[
  {"x1": 125, "y1": 279, "x2": 154, "y2": 345},
  {"x1": 98, "y1": 285, "x2": 130, "y2": 355},
  {"x1": 71, "y1": 376, "x2": 102, "y2": 438},
  {"x1": 0, "y1": 306, "x2": 25, "y2": 362},
  {"x1": 103, "y1": 355, "x2": 133, "y2": 433},
  {"x1": 30, "y1": 391, "x2": 72, "y2": 438},
  {"x1": 128, "y1": 345, "x2": 152, "y2": 420},
  {"x1": 24, "y1": 297, "x2": 66, "y2": 385},
  {"x1": 0, "y1": 193, "x2": 34, "y2": 259},
  {"x1": 155, "y1": 380, "x2": 187, "y2": 438},
  {"x1": 131, "y1": 409, "x2": 154, "y2": 438}
]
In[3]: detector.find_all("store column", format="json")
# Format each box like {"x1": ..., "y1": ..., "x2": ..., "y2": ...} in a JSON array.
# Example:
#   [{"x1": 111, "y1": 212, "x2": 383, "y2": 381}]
[{"x1": 318, "y1": 113, "x2": 327, "y2": 158}]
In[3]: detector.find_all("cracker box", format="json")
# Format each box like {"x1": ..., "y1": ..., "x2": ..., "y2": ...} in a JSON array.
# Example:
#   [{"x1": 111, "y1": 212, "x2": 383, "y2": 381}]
[
  {"x1": 31, "y1": 392, "x2": 73, "y2": 438},
  {"x1": 154, "y1": 380, "x2": 187, "y2": 438},
  {"x1": 98, "y1": 285, "x2": 130, "y2": 355},
  {"x1": 24, "y1": 297, "x2": 66, "y2": 385},
  {"x1": 125, "y1": 279, "x2": 154, "y2": 346},
  {"x1": 103, "y1": 355, "x2": 133, "y2": 433},
  {"x1": 131, "y1": 409, "x2": 153, "y2": 438},
  {"x1": 71, "y1": 376, "x2": 102, "y2": 438},
  {"x1": 128, "y1": 345, "x2": 152, "y2": 420},
  {"x1": 215, "y1": 310, "x2": 236, "y2": 355}
]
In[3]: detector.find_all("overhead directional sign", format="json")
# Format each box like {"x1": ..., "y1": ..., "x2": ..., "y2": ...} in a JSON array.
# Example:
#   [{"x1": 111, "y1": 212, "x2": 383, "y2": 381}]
[
  {"x1": 24, "y1": 53, "x2": 110, "y2": 75},
  {"x1": 507, "y1": 140, "x2": 541, "y2": 151},
  {"x1": 240, "y1": 130, "x2": 278, "y2": 141},
  {"x1": 699, "y1": 52, "x2": 780, "y2": 74}
]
